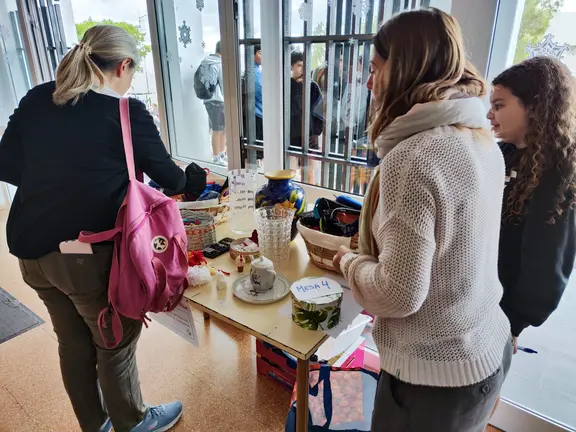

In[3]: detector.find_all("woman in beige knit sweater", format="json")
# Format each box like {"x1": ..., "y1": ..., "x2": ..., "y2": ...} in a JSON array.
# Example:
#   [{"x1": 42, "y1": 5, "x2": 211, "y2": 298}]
[{"x1": 333, "y1": 9, "x2": 512, "y2": 432}]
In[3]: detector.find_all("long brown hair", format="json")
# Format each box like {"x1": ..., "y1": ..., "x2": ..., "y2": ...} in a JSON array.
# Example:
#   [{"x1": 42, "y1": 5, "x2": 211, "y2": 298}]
[
  {"x1": 493, "y1": 57, "x2": 576, "y2": 223},
  {"x1": 369, "y1": 8, "x2": 485, "y2": 143},
  {"x1": 53, "y1": 25, "x2": 140, "y2": 106}
]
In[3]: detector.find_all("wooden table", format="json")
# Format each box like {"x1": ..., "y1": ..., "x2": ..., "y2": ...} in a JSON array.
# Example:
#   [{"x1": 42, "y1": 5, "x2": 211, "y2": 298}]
[{"x1": 183, "y1": 230, "x2": 336, "y2": 432}]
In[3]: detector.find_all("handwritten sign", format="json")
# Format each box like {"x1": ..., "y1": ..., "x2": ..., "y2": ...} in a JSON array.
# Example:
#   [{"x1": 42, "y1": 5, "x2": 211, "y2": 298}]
[
  {"x1": 290, "y1": 277, "x2": 344, "y2": 301},
  {"x1": 229, "y1": 169, "x2": 258, "y2": 235}
]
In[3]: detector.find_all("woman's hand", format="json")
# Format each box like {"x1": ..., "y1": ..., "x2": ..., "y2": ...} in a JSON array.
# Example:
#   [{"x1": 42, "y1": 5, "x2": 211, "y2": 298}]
[
  {"x1": 513, "y1": 336, "x2": 518, "y2": 355},
  {"x1": 333, "y1": 246, "x2": 352, "y2": 273}
]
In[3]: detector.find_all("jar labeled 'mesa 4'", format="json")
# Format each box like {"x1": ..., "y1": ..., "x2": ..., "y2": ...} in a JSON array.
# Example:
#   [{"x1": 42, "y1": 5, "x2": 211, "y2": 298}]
[{"x1": 255, "y1": 170, "x2": 306, "y2": 240}]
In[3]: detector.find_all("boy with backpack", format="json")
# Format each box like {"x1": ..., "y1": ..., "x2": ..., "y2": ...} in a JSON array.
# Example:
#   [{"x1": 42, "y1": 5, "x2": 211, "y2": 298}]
[{"x1": 194, "y1": 41, "x2": 226, "y2": 166}]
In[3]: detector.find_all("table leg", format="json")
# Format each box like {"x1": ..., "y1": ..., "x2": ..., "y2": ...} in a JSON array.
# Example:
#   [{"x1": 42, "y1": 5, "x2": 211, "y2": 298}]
[
  {"x1": 203, "y1": 312, "x2": 210, "y2": 320},
  {"x1": 296, "y1": 358, "x2": 310, "y2": 432}
]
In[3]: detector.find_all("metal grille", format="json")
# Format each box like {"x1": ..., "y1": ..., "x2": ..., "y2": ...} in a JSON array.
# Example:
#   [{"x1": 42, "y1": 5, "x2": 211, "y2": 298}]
[
  {"x1": 281, "y1": 0, "x2": 425, "y2": 194},
  {"x1": 233, "y1": 0, "x2": 428, "y2": 192}
]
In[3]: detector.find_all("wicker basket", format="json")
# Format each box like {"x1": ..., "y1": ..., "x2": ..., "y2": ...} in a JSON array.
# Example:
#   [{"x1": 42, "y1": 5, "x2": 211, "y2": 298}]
[
  {"x1": 229, "y1": 238, "x2": 261, "y2": 264},
  {"x1": 178, "y1": 201, "x2": 230, "y2": 225},
  {"x1": 297, "y1": 220, "x2": 359, "y2": 271},
  {"x1": 180, "y1": 210, "x2": 217, "y2": 252}
]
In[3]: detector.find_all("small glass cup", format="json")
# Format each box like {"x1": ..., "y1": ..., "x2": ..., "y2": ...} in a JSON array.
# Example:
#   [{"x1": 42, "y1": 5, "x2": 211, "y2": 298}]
[{"x1": 254, "y1": 206, "x2": 295, "y2": 264}]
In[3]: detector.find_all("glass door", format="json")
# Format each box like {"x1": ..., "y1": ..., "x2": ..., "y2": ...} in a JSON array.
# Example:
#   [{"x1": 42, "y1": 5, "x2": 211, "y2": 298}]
[
  {"x1": 0, "y1": 0, "x2": 35, "y2": 208},
  {"x1": 488, "y1": 1, "x2": 576, "y2": 431},
  {"x1": 152, "y1": 0, "x2": 239, "y2": 173}
]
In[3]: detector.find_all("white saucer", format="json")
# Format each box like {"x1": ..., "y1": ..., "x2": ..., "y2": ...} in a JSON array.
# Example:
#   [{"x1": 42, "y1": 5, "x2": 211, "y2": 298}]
[{"x1": 232, "y1": 274, "x2": 291, "y2": 305}]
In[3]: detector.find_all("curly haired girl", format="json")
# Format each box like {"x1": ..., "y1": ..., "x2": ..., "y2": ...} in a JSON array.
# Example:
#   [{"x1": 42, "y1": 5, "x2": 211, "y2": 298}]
[{"x1": 488, "y1": 56, "x2": 576, "y2": 352}]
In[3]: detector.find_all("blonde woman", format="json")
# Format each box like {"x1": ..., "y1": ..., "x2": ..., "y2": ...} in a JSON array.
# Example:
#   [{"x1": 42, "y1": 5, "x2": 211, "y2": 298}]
[
  {"x1": 333, "y1": 9, "x2": 512, "y2": 432},
  {"x1": 0, "y1": 26, "x2": 185, "y2": 432}
]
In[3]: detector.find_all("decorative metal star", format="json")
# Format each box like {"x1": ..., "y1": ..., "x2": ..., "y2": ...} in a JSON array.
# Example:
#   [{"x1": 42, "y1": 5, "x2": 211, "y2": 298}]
[
  {"x1": 348, "y1": 37, "x2": 356, "y2": 45},
  {"x1": 298, "y1": 2, "x2": 312, "y2": 22},
  {"x1": 178, "y1": 20, "x2": 192, "y2": 48},
  {"x1": 526, "y1": 33, "x2": 569, "y2": 60},
  {"x1": 352, "y1": 0, "x2": 369, "y2": 17}
]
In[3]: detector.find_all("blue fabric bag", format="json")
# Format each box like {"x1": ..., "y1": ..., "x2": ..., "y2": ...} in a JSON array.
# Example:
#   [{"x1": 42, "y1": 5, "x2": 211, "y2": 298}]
[{"x1": 285, "y1": 365, "x2": 378, "y2": 432}]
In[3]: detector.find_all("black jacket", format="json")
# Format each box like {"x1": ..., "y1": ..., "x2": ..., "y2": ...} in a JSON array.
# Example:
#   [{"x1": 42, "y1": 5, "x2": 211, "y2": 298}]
[
  {"x1": 0, "y1": 82, "x2": 186, "y2": 259},
  {"x1": 289, "y1": 78, "x2": 324, "y2": 149},
  {"x1": 498, "y1": 143, "x2": 576, "y2": 336}
]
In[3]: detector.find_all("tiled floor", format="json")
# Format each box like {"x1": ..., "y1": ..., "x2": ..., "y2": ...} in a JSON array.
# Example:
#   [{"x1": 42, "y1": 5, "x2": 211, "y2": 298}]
[{"x1": 0, "y1": 209, "x2": 504, "y2": 431}]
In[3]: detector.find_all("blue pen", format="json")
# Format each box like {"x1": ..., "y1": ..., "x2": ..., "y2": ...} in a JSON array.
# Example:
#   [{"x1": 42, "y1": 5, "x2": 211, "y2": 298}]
[{"x1": 517, "y1": 346, "x2": 538, "y2": 354}]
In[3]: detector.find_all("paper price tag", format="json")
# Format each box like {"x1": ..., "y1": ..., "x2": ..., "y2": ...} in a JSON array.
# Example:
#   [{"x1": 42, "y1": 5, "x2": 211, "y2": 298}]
[
  {"x1": 290, "y1": 277, "x2": 344, "y2": 301},
  {"x1": 149, "y1": 299, "x2": 199, "y2": 347}
]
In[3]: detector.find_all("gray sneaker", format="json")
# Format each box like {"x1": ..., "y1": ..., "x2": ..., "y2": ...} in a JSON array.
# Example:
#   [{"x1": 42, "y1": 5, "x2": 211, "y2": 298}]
[
  {"x1": 130, "y1": 402, "x2": 183, "y2": 432},
  {"x1": 212, "y1": 155, "x2": 226, "y2": 166}
]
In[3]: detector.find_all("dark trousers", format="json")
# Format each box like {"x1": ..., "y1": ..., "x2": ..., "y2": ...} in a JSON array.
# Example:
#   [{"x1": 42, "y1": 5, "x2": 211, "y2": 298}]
[
  {"x1": 371, "y1": 336, "x2": 514, "y2": 432},
  {"x1": 18, "y1": 246, "x2": 146, "y2": 432}
]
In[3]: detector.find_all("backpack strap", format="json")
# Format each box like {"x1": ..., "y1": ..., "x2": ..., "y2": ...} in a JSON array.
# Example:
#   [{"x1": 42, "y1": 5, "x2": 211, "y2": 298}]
[
  {"x1": 119, "y1": 98, "x2": 137, "y2": 182},
  {"x1": 98, "y1": 304, "x2": 123, "y2": 349},
  {"x1": 97, "y1": 242, "x2": 124, "y2": 348},
  {"x1": 78, "y1": 227, "x2": 121, "y2": 244}
]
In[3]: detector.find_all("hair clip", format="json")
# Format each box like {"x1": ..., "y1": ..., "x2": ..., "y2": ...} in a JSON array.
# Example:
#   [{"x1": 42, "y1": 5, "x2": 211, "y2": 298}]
[{"x1": 78, "y1": 42, "x2": 92, "y2": 55}]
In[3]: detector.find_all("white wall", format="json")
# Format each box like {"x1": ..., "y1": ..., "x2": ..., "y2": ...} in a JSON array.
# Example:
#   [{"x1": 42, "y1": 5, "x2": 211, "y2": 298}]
[{"x1": 451, "y1": 0, "x2": 499, "y2": 76}]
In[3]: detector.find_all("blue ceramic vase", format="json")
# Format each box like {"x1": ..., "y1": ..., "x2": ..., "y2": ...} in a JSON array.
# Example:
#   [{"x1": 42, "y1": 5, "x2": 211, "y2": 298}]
[{"x1": 255, "y1": 170, "x2": 306, "y2": 240}]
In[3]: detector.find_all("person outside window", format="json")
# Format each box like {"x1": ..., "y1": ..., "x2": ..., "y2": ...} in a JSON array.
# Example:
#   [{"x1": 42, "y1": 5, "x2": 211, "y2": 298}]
[
  {"x1": 195, "y1": 41, "x2": 226, "y2": 166},
  {"x1": 241, "y1": 45, "x2": 264, "y2": 162},
  {"x1": 289, "y1": 51, "x2": 323, "y2": 184}
]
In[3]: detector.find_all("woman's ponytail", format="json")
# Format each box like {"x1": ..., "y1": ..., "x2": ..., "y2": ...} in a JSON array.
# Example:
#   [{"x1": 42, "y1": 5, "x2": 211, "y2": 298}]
[{"x1": 52, "y1": 25, "x2": 140, "y2": 106}]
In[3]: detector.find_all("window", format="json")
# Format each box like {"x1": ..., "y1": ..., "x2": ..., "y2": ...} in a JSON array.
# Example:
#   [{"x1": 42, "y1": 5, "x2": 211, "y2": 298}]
[
  {"x1": 69, "y1": 0, "x2": 161, "y2": 127},
  {"x1": 281, "y1": 0, "x2": 427, "y2": 194},
  {"x1": 489, "y1": 0, "x2": 576, "y2": 80},
  {"x1": 16, "y1": 0, "x2": 163, "y2": 135}
]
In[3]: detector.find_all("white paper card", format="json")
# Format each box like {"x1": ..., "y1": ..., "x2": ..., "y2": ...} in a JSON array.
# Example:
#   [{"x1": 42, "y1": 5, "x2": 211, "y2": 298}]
[
  {"x1": 149, "y1": 299, "x2": 199, "y2": 347},
  {"x1": 290, "y1": 277, "x2": 344, "y2": 301}
]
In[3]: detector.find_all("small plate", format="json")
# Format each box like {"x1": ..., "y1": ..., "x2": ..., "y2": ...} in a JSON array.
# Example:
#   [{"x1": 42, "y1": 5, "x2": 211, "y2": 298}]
[{"x1": 232, "y1": 274, "x2": 291, "y2": 305}]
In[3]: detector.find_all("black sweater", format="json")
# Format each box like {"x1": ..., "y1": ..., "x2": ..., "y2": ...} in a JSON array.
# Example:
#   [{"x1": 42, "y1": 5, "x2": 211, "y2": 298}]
[
  {"x1": 0, "y1": 82, "x2": 186, "y2": 259},
  {"x1": 498, "y1": 143, "x2": 576, "y2": 336}
]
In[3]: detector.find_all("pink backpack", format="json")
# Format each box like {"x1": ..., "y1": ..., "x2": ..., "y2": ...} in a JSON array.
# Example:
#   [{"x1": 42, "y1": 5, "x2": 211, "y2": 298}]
[{"x1": 79, "y1": 97, "x2": 189, "y2": 348}]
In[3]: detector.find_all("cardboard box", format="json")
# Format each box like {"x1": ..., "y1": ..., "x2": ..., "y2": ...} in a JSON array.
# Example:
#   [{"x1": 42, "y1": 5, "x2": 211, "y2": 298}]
[
  {"x1": 256, "y1": 337, "x2": 368, "y2": 392},
  {"x1": 256, "y1": 356, "x2": 296, "y2": 391}
]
